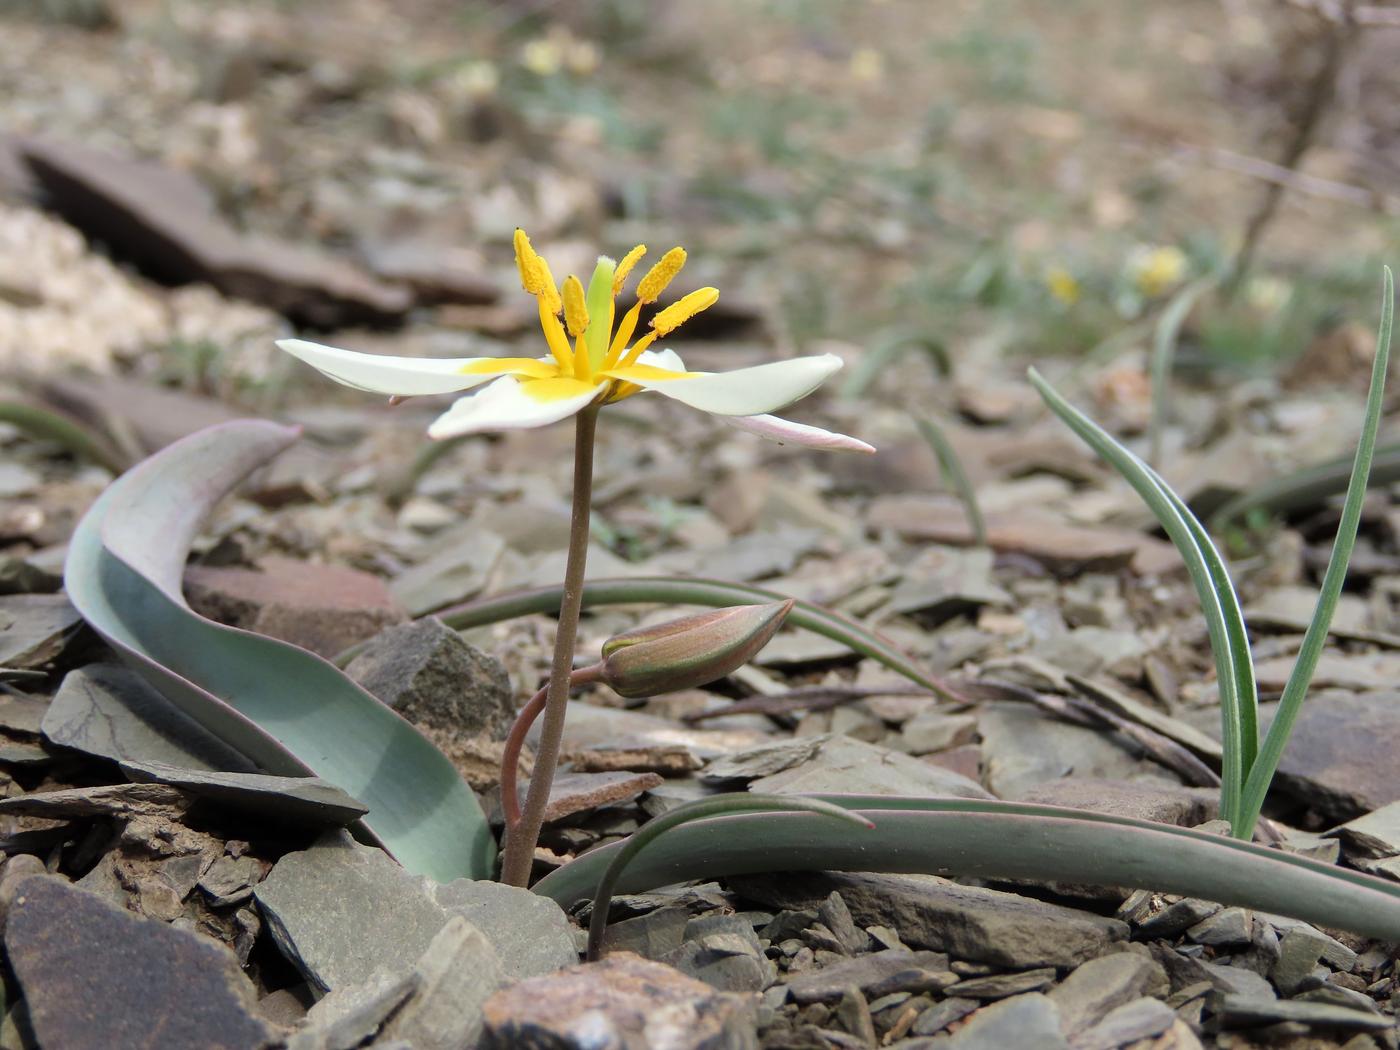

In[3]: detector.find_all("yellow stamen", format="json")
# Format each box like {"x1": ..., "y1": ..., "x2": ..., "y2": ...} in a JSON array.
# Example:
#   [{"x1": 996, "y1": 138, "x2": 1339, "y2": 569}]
[
  {"x1": 538, "y1": 299, "x2": 574, "y2": 373},
  {"x1": 562, "y1": 275, "x2": 590, "y2": 338},
  {"x1": 573, "y1": 334, "x2": 592, "y2": 381},
  {"x1": 652, "y1": 287, "x2": 719, "y2": 336},
  {"x1": 636, "y1": 247, "x2": 686, "y2": 303},
  {"x1": 514, "y1": 228, "x2": 562, "y2": 314},
  {"x1": 602, "y1": 363, "x2": 697, "y2": 382},
  {"x1": 612, "y1": 244, "x2": 647, "y2": 295},
  {"x1": 604, "y1": 302, "x2": 642, "y2": 369},
  {"x1": 616, "y1": 330, "x2": 658, "y2": 368}
]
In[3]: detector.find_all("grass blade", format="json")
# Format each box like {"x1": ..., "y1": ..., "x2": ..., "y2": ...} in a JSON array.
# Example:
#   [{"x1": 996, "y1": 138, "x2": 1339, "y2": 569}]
[
  {"x1": 428, "y1": 576, "x2": 966, "y2": 702},
  {"x1": 1148, "y1": 277, "x2": 1214, "y2": 467},
  {"x1": 1029, "y1": 369, "x2": 1257, "y2": 831},
  {"x1": 585, "y1": 794, "x2": 872, "y2": 960},
  {"x1": 1239, "y1": 266, "x2": 1394, "y2": 835},
  {"x1": 534, "y1": 795, "x2": 1400, "y2": 943},
  {"x1": 915, "y1": 417, "x2": 987, "y2": 547}
]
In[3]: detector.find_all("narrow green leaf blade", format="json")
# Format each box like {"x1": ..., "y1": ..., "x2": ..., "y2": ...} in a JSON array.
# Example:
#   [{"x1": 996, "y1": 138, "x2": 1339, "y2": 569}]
[
  {"x1": 430, "y1": 576, "x2": 963, "y2": 702},
  {"x1": 1241, "y1": 267, "x2": 1395, "y2": 835},
  {"x1": 1029, "y1": 369, "x2": 1257, "y2": 831},
  {"x1": 65, "y1": 421, "x2": 495, "y2": 882},
  {"x1": 534, "y1": 795, "x2": 1400, "y2": 943}
]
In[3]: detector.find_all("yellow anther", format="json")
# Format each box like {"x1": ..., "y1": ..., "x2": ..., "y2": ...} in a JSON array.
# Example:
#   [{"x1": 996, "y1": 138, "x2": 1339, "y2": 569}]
[
  {"x1": 613, "y1": 244, "x2": 647, "y2": 295},
  {"x1": 562, "y1": 275, "x2": 590, "y2": 338},
  {"x1": 651, "y1": 287, "x2": 718, "y2": 336},
  {"x1": 636, "y1": 247, "x2": 686, "y2": 303},
  {"x1": 514, "y1": 228, "x2": 562, "y2": 314}
]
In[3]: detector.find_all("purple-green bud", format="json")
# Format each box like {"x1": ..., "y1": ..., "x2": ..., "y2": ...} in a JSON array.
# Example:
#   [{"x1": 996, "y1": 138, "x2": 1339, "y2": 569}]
[{"x1": 600, "y1": 600, "x2": 795, "y2": 699}]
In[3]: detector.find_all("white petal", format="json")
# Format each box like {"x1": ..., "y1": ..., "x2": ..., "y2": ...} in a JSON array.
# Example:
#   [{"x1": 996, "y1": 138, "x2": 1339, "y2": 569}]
[
  {"x1": 427, "y1": 376, "x2": 601, "y2": 439},
  {"x1": 723, "y1": 413, "x2": 875, "y2": 453},
  {"x1": 637, "y1": 347, "x2": 687, "y2": 371},
  {"x1": 277, "y1": 338, "x2": 501, "y2": 396},
  {"x1": 622, "y1": 353, "x2": 844, "y2": 416}
]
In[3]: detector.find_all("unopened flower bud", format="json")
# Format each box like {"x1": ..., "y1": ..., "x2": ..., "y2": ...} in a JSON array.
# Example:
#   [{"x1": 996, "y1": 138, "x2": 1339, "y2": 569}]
[{"x1": 601, "y1": 600, "x2": 794, "y2": 699}]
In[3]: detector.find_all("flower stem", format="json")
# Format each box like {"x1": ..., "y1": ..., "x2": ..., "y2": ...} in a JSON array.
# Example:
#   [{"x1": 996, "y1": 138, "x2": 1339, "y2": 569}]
[
  {"x1": 500, "y1": 404, "x2": 600, "y2": 886},
  {"x1": 499, "y1": 663, "x2": 604, "y2": 830}
]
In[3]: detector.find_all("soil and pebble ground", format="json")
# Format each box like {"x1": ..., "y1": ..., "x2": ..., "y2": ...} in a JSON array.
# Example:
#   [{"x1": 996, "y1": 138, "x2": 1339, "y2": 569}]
[{"x1": 6, "y1": 1, "x2": 1400, "y2": 1048}]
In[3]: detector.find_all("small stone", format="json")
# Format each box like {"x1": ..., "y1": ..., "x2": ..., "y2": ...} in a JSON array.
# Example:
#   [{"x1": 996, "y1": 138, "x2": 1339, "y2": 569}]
[
  {"x1": 949, "y1": 967, "x2": 1056, "y2": 1000},
  {"x1": 43, "y1": 664, "x2": 255, "y2": 772},
  {"x1": 817, "y1": 892, "x2": 867, "y2": 955},
  {"x1": 911, "y1": 996, "x2": 979, "y2": 1037},
  {"x1": 1136, "y1": 898, "x2": 1220, "y2": 938},
  {"x1": 833, "y1": 987, "x2": 876, "y2": 1048},
  {"x1": 120, "y1": 760, "x2": 367, "y2": 826},
  {"x1": 517, "y1": 770, "x2": 665, "y2": 823},
  {"x1": 603, "y1": 906, "x2": 691, "y2": 960},
  {"x1": 1186, "y1": 907, "x2": 1253, "y2": 947},
  {"x1": 255, "y1": 833, "x2": 574, "y2": 993},
  {"x1": 0, "y1": 593, "x2": 83, "y2": 668},
  {"x1": 935, "y1": 993, "x2": 1072, "y2": 1050},
  {"x1": 733, "y1": 872, "x2": 1129, "y2": 969},
  {"x1": 6, "y1": 875, "x2": 273, "y2": 1050},
  {"x1": 378, "y1": 916, "x2": 506, "y2": 1050},
  {"x1": 1213, "y1": 994, "x2": 1392, "y2": 1031},
  {"x1": 345, "y1": 617, "x2": 513, "y2": 738},
  {"x1": 1047, "y1": 952, "x2": 1169, "y2": 1036},
  {"x1": 978, "y1": 704, "x2": 1160, "y2": 799},
  {"x1": 479, "y1": 953, "x2": 758, "y2": 1050},
  {"x1": 1075, "y1": 997, "x2": 1176, "y2": 1050},
  {"x1": 1331, "y1": 799, "x2": 1400, "y2": 859},
  {"x1": 760, "y1": 909, "x2": 818, "y2": 943},
  {"x1": 1267, "y1": 690, "x2": 1400, "y2": 820},
  {"x1": 781, "y1": 950, "x2": 955, "y2": 1003},
  {"x1": 705, "y1": 733, "x2": 991, "y2": 800},
  {"x1": 184, "y1": 557, "x2": 407, "y2": 659}
]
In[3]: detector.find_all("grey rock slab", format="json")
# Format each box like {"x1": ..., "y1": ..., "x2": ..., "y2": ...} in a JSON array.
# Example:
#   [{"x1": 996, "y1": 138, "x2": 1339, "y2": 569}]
[
  {"x1": 933, "y1": 993, "x2": 1071, "y2": 1050},
  {"x1": 782, "y1": 950, "x2": 956, "y2": 1003},
  {"x1": 733, "y1": 872, "x2": 1128, "y2": 969},
  {"x1": 1212, "y1": 994, "x2": 1392, "y2": 1031},
  {"x1": 1266, "y1": 690, "x2": 1400, "y2": 819},
  {"x1": 1048, "y1": 953, "x2": 1169, "y2": 1037},
  {"x1": 911, "y1": 996, "x2": 980, "y2": 1037},
  {"x1": 1329, "y1": 798, "x2": 1400, "y2": 858},
  {"x1": 710, "y1": 734, "x2": 991, "y2": 800},
  {"x1": 1017, "y1": 777, "x2": 1217, "y2": 827},
  {"x1": 378, "y1": 916, "x2": 506, "y2": 1050},
  {"x1": 479, "y1": 952, "x2": 758, "y2": 1050},
  {"x1": 289, "y1": 970, "x2": 417, "y2": 1050},
  {"x1": 1074, "y1": 997, "x2": 1176, "y2": 1050},
  {"x1": 701, "y1": 736, "x2": 823, "y2": 783},
  {"x1": 120, "y1": 760, "x2": 367, "y2": 826},
  {"x1": 0, "y1": 593, "x2": 83, "y2": 668},
  {"x1": 0, "y1": 781, "x2": 187, "y2": 819},
  {"x1": 6, "y1": 874, "x2": 273, "y2": 1050},
  {"x1": 345, "y1": 617, "x2": 514, "y2": 738},
  {"x1": 255, "y1": 833, "x2": 573, "y2": 993},
  {"x1": 948, "y1": 967, "x2": 1056, "y2": 1000},
  {"x1": 1135, "y1": 898, "x2": 1221, "y2": 938},
  {"x1": 978, "y1": 703, "x2": 1158, "y2": 800},
  {"x1": 602, "y1": 905, "x2": 691, "y2": 960},
  {"x1": 1186, "y1": 907, "x2": 1253, "y2": 947}
]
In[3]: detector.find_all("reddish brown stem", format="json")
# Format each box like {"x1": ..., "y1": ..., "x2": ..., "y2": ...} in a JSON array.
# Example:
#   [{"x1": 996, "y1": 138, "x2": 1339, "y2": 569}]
[{"x1": 500, "y1": 663, "x2": 604, "y2": 829}]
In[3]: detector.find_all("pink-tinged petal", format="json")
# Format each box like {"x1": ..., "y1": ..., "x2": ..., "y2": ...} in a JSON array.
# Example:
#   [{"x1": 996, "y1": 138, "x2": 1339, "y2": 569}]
[
  {"x1": 722, "y1": 413, "x2": 876, "y2": 453},
  {"x1": 613, "y1": 353, "x2": 844, "y2": 416},
  {"x1": 426, "y1": 375, "x2": 602, "y2": 439},
  {"x1": 277, "y1": 338, "x2": 512, "y2": 396}
]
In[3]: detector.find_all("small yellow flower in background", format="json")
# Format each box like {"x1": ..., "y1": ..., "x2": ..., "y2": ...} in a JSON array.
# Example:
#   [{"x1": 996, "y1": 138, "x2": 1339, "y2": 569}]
[
  {"x1": 277, "y1": 230, "x2": 873, "y2": 451},
  {"x1": 1044, "y1": 266, "x2": 1081, "y2": 306},
  {"x1": 1246, "y1": 275, "x2": 1293, "y2": 316},
  {"x1": 520, "y1": 27, "x2": 599, "y2": 78},
  {"x1": 849, "y1": 48, "x2": 885, "y2": 83},
  {"x1": 1128, "y1": 245, "x2": 1188, "y2": 298}
]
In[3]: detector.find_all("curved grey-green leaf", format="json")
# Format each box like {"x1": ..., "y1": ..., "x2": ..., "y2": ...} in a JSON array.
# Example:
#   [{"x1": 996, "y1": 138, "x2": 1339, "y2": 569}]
[
  {"x1": 64, "y1": 420, "x2": 494, "y2": 882},
  {"x1": 533, "y1": 795, "x2": 1400, "y2": 943},
  {"x1": 1029, "y1": 369, "x2": 1257, "y2": 831}
]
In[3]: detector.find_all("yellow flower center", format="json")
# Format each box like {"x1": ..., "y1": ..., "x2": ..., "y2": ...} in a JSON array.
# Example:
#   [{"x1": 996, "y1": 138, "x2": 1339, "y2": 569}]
[{"x1": 474, "y1": 229, "x2": 720, "y2": 404}]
